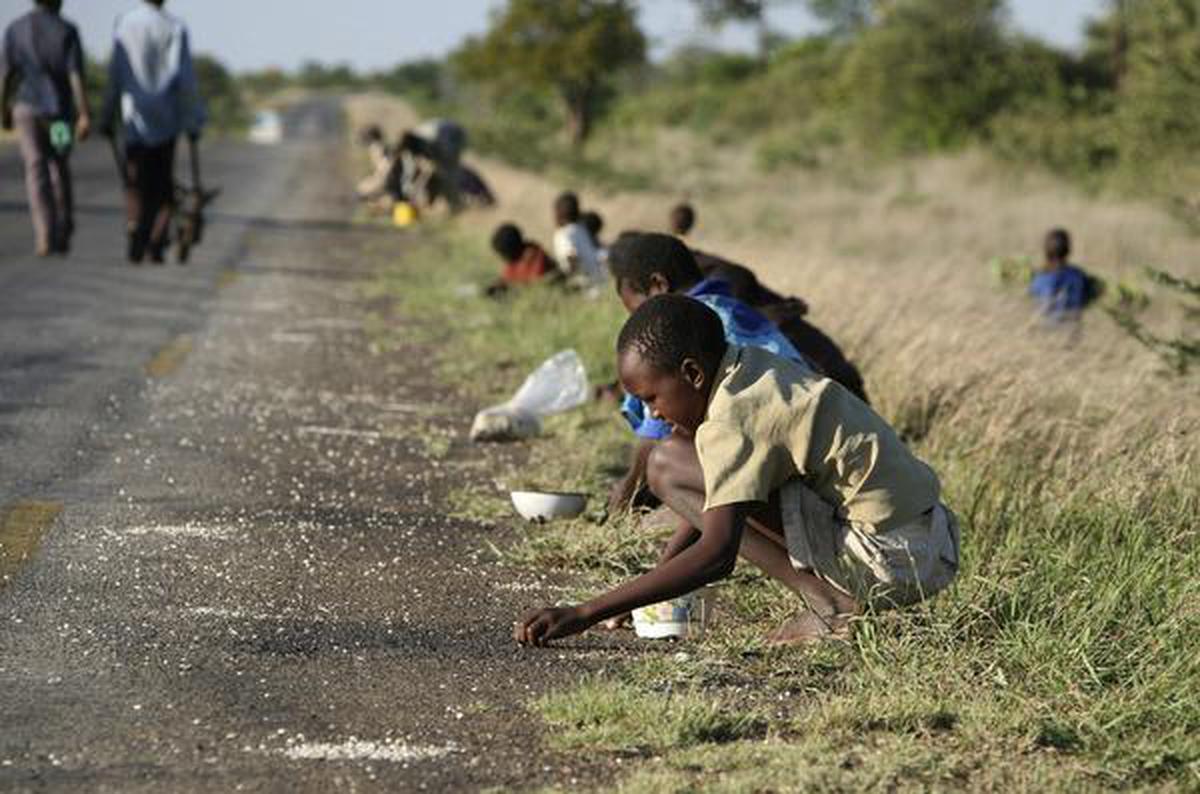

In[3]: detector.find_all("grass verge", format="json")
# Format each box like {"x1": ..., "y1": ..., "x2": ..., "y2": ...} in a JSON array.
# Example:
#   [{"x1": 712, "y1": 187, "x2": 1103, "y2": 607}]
[{"x1": 367, "y1": 221, "x2": 1200, "y2": 792}]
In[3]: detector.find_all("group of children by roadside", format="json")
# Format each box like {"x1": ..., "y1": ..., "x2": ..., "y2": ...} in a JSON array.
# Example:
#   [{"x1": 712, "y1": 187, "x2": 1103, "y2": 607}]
[
  {"x1": 483, "y1": 189, "x2": 1096, "y2": 647},
  {"x1": 355, "y1": 119, "x2": 495, "y2": 216}
]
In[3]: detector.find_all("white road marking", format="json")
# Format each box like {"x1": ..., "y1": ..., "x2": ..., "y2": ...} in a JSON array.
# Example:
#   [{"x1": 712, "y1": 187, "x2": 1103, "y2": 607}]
[
  {"x1": 277, "y1": 739, "x2": 457, "y2": 763},
  {"x1": 189, "y1": 607, "x2": 268, "y2": 620},
  {"x1": 125, "y1": 523, "x2": 233, "y2": 540},
  {"x1": 296, "y1": 425, "x2": 404, "y2": 440},
  {"x1": 294, "y1": 318, "x2": 362, "y2": 331},
  {"x1": 269, "y1": 331, "x2": 318, "y2": 344}
]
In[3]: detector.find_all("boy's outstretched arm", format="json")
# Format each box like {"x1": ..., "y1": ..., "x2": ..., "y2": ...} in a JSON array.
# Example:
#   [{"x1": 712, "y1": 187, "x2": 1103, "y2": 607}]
[{"x1": 514, "y1": 504, "x2": 746, "y2": 646}]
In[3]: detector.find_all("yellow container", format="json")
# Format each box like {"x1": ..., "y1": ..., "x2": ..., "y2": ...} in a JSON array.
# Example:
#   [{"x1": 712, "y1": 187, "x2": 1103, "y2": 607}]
[{"x1": 392, "y1": 201, "x2": 418, "y2": 227}]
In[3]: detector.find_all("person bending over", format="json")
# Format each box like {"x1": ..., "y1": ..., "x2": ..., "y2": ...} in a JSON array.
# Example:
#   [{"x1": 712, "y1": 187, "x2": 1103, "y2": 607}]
[
  {"x1": 552, "y1": 191, "x2": 604, "y2": 286},
  {"x1": 690, "y1": 247, "x2": 870, "y2": 404},
  {"x1": 607, "y1": 232, "x2": 809, "y2": 515},
  {"x1": 486, "y1": 222, "x2": 561, "y2": 296},
  {"x1": 581, "y1": 209, "x2": 607, "y2": 265},
  {"x1": 516, "y1": 295, "x2": 960, "y2": 647}
]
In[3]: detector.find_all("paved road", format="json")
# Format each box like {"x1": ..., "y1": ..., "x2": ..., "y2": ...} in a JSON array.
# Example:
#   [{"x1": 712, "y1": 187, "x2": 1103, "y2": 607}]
[{"x1": 0, "y1": 100, "x2": 618, "y2": 792}]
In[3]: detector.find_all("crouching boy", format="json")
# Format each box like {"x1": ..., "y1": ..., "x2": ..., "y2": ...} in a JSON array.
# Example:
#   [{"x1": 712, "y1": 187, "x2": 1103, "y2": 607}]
[{"x1": 515, "y1": 294, "x2": 960, "y2": 646}]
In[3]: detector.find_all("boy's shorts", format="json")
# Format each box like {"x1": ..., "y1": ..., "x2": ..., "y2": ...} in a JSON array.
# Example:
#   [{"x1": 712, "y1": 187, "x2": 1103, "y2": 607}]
[{"x1": 779, "y1": 480, "x2": 960, "y2": 608}]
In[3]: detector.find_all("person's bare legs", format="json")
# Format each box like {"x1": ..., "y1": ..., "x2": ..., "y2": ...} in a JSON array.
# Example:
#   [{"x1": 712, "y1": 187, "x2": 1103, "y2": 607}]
[
  {"x1": 145, "y1": 140, "x2": 177, "y2": 261},
  {"x1": 13, "y1": 105, "x2": 54, "y2": 255},
  {"x1": 646, "y1": 434, "x2": 858, "y2": 642},
  {"x1": 48, "y1": 151, "x2": 74, "y2": 252},
  {"x1": 123, "y1": 150, "x2": 146, "y2": 262}
]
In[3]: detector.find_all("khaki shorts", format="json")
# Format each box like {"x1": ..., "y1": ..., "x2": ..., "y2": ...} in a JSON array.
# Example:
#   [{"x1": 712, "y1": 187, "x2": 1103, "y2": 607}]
[{"x1": 780, "y1": 480, "x2": 961, "y2": 608}]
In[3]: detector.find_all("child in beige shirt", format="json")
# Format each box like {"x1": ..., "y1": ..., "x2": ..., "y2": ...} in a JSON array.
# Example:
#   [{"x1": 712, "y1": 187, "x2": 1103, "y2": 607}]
[{"x1": 516, "y1": 294, "x2": 960, "y2": 647}]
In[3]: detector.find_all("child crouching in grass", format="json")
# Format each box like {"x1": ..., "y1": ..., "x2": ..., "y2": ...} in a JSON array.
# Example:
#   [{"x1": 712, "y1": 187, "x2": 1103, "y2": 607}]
[{"x1": 515, "y1": 294, "x2": 961, "y2": 646}]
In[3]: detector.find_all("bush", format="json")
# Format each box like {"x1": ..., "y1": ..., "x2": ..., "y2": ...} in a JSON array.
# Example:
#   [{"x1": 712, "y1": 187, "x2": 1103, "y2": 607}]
[
  {"x1": 837, "y1": 0, "x2": 1014, "y2": 153},
  {"x1": 988, "y1": 99, "x2": 1118, "y2": 183}
]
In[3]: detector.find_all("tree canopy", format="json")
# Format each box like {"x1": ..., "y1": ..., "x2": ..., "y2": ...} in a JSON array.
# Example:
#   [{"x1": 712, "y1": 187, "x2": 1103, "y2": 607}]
[{"x1": 455, "y1": 0, "x2": 646, "y2": 144}]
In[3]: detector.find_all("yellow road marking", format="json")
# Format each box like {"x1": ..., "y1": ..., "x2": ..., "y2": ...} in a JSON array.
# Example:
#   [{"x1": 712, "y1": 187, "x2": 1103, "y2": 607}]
[
  {"x1": 216, "y1": 269, "x2": 239, "y2": 290},
  {"x1": 0, "y1": 500, "x2": 63, "y2": 588},
  {"x1": 145, "y1": 334, "x2": 193, "y2": 378}
]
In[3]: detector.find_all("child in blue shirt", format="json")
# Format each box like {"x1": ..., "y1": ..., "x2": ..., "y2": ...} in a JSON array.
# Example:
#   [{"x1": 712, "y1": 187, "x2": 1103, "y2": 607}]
[
  {"x1": 1030, "y1": 228, "x2": 1094, "y2": 322},
  {"x1": 607, "y1": 232, "x2": 811, "y2": 512}
]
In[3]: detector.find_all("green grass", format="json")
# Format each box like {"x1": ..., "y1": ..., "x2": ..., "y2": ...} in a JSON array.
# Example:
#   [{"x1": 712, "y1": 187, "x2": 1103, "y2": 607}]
[
  {"x1": 367, "y1": 222, "x2": 1200, "y2": 791},
  {"x1": 538, "y1": 679, "x2": 764, "y2": 755}
]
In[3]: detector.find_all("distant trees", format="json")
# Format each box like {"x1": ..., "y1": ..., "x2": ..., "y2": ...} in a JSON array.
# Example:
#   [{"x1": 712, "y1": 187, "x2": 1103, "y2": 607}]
[
  {"x1": 691, "y1": 0, "x2": 874, "y2": 51},
  {"x1": 839, "y1": 0, "x2": 1012, "y2": 151},
  {"x1": 454, "y1": 0, "x2": 646, "y2": 145},
  {"x1": 355, "y1": 0, "x2": 1200, "y2": 196},
  {"x1": 193, "y1": 55, "x2": 251, "y2": 133},
  {"x1": 1116, "y1": 0, "x2": 1200, "y2": 161}
]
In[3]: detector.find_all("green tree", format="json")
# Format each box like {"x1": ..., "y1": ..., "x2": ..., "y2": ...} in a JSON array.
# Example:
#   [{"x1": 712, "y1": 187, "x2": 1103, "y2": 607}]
[
  {"x1": 455, "y1": 0, "x2": 646, "y2": 145},
  {"x1": 838, "y1": 0, "x2": 1013, "y2": 152},
  {"x1": 693, "y1": 0, "x2": 873, "y2": 45},
  {"x1": 692, "y1": 0, "x2": 772, "y2": 55},
  {"x1": 373, "y1": 59, "x2": 446, "y2": 107},
  {"x1": 1115, "y1": 0, "x2": 1200, "y2": 161},
  {"x1": 193, "y1": 54, "x2": 250, "y2": 133},
  {"x1": 296, "y1": 61, "x2": 363, "y2": 91},
  {"x1": 806, "y1": 0, "x2": 875, "y2": 34}
]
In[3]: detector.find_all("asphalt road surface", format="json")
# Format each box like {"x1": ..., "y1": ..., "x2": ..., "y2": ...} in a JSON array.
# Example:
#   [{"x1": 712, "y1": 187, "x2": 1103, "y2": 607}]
[{"x1": 0, "y1": 100, "x2": 623, "y2": 792}]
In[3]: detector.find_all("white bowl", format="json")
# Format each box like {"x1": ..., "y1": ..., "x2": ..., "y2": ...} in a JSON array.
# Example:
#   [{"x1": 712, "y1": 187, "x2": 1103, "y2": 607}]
[{"x1": 510, "y1": 490, "x2": 587, "y2": 522}]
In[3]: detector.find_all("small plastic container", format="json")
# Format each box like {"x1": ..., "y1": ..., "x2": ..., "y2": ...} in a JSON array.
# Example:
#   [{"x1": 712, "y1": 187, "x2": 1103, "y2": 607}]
[
  {"x1": 632, "y1": 591, "x2": 708, "y2": 640},
  {"x1": 392, "y1": 201, "x2": 418, "y2": 227}
]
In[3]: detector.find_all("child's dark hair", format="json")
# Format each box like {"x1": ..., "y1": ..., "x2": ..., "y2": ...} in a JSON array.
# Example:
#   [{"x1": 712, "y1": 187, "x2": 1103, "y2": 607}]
[
  {"x1": 618, "y1": 294, "x2": 726, "y2": 374},
  {"x1": 399, "y1": 130, "x2": 427, "y2": 157},
  {"x1": 1045, "y1": 228, "x2": 1071, "y2": 261},
  {"x1": 360, "y1": 124, "x2": 384, "y2": 145},
  {"x1": 609, "y1": 232, "x2": 703, "y2": 294},
  {"x1": 581, "y1": 210, "x2": 604, "y2": 240},
  {"x1": 670, "y1": 203, "x2": 695, "y2": 236},
  {"x1": 491, "y1": 223, "x2": 525, "y2": 261},
  {"x1": 554, "y1": 191, "x2": 581, "y2": 223}
]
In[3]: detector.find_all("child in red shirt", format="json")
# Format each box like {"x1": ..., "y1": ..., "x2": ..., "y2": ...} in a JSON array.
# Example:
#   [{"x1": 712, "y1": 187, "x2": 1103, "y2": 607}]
[{"x1": 487, "y1": 223, "x2": 562, "y2": 295}]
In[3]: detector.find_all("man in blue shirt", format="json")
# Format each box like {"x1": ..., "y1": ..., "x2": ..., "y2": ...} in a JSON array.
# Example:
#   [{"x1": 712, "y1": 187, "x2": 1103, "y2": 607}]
[
  {"x1": 100, "y1": 0, "x2": 205, "y2": 264},
  {"x1": 1030, "y1": 228, "x2": 1094, "y2": 323},
  {"x1": 1, "y1": 0, "x2": 91, "y2": 256},
  {"x1": 607, "y1": 232, "x2": 814, "y2": 514}
]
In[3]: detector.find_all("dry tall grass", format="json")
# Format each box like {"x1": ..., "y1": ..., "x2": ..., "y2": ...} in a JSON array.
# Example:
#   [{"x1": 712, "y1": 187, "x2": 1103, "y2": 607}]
[{"x1": 345, "y1": 92, "x2": 1199, "y2": 505}]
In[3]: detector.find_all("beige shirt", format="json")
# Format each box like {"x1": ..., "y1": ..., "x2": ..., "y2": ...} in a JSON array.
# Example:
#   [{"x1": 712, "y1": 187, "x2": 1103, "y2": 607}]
[{"x1": 695, "y1": 346, "x2": 940, "y2": 532}]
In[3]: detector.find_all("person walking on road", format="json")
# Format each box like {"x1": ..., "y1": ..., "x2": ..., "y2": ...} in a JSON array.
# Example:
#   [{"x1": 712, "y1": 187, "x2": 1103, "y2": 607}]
[
  {"x1": 1, "y1": 0, "x2": 91, "y2": 257},
  {"x1": 100, "y1": 0, "x2": 205, "y2": 264}
]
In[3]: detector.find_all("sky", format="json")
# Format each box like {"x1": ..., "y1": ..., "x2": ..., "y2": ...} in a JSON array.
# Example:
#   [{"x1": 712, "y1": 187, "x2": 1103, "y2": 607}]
[{"x1": 6, "y1": 0, "x2": 1107, "y2": 73}]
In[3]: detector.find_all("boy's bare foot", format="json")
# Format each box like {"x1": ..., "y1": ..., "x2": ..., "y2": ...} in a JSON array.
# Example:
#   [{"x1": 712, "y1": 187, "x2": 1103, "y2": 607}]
[{"x1": 765, "y1": 610, "x2": 852, "y2": 645}]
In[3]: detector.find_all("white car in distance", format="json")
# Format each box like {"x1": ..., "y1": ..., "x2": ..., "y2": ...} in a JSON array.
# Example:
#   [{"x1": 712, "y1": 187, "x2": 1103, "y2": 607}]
[{"x1": 248, "y1": 110, "x2": 283, "y2": 144}]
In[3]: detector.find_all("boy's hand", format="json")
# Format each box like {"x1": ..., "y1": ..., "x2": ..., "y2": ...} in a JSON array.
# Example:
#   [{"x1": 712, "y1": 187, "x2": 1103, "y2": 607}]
[{"x1": 514, "y1": 605, "x2": 590, "y2": 646}]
